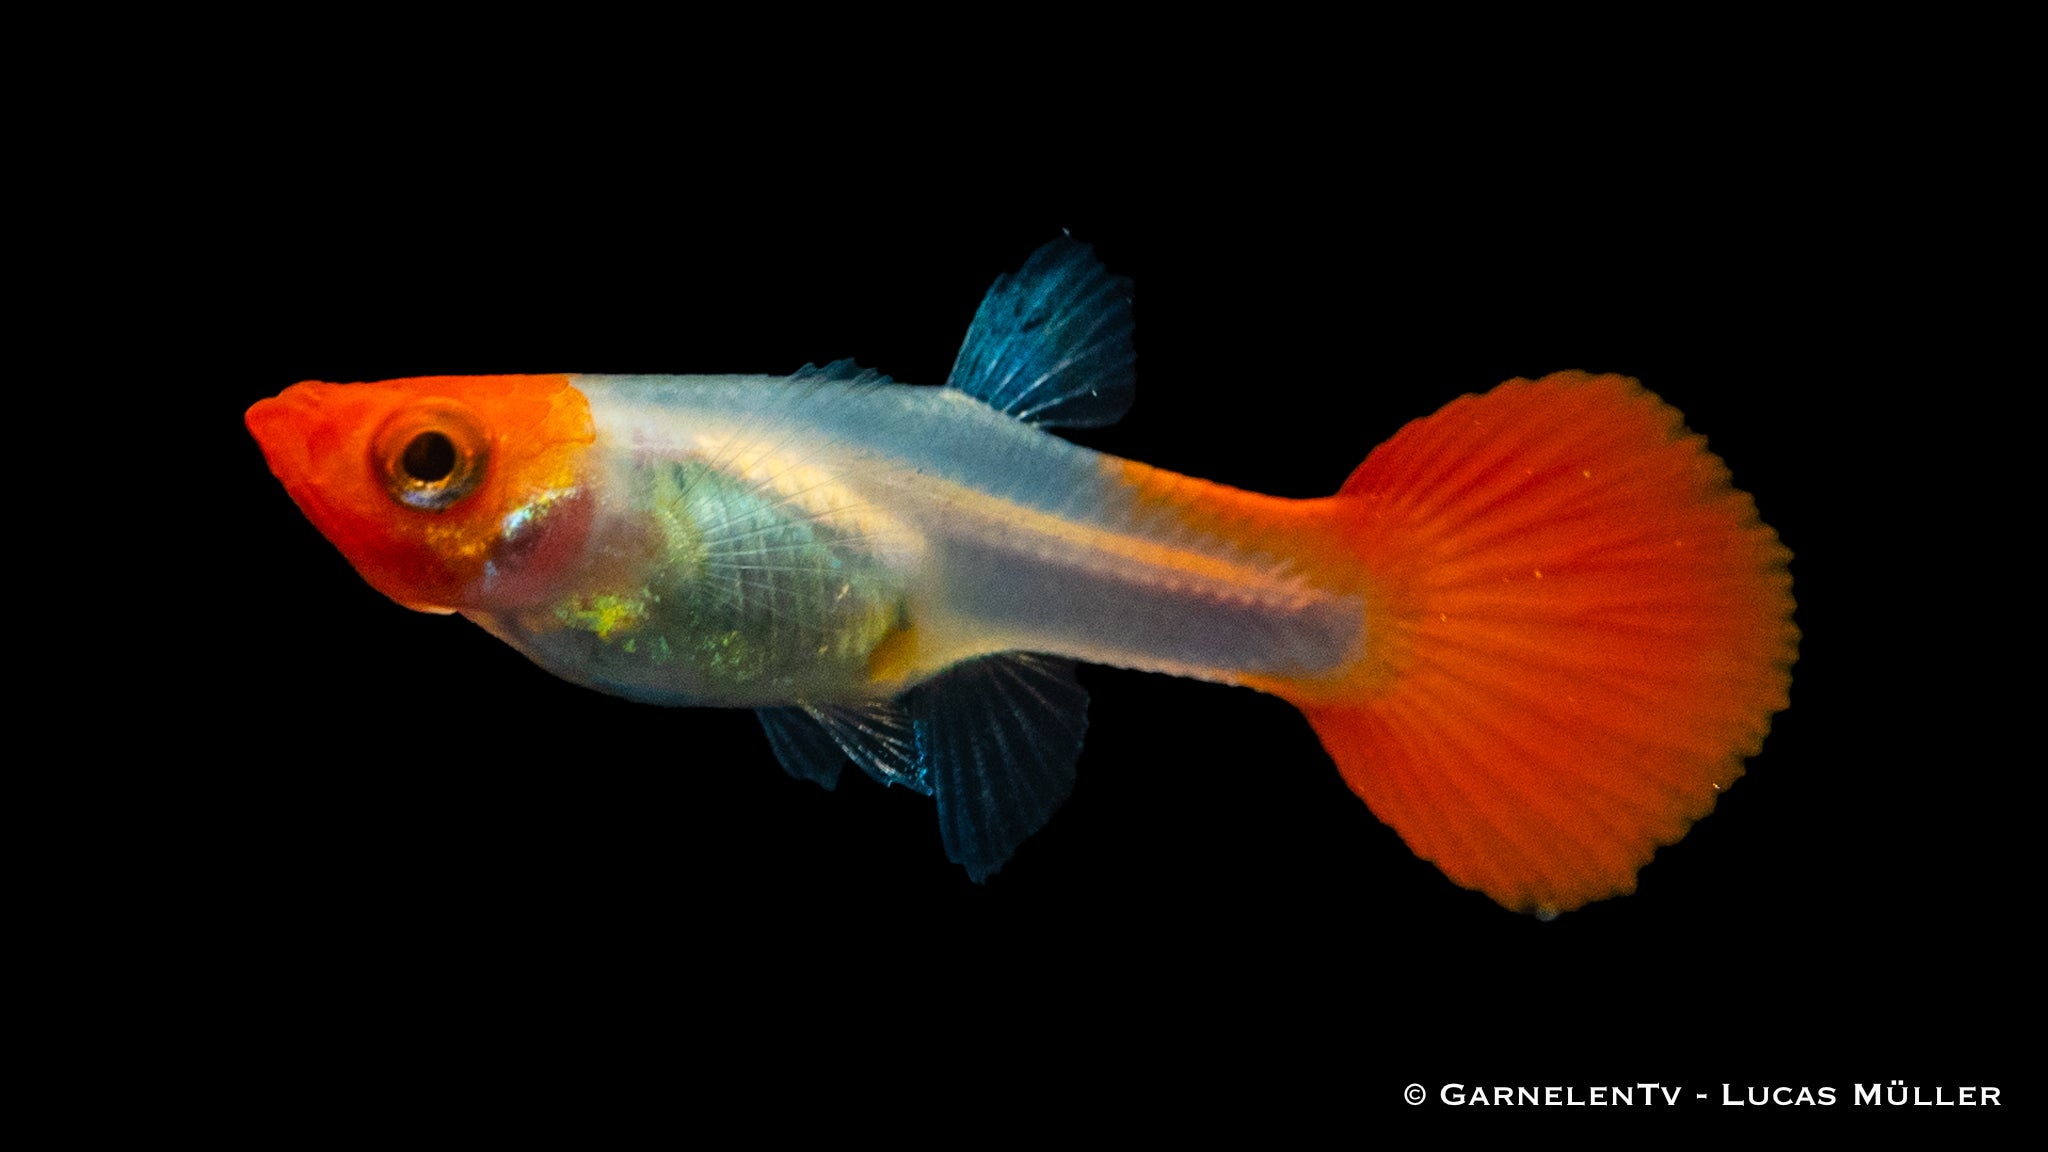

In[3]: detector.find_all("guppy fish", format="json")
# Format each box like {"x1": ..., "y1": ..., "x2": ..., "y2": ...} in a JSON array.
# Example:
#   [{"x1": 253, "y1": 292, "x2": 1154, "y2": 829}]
[{"x1": 247, "y1": 240, "x2": 1796, "y2": 914}]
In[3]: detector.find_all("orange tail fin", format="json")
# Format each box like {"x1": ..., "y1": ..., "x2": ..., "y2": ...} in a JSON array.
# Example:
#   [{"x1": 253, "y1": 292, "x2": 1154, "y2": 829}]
[{"x1": 1290, "y1": 372, "x2": 1797, "y2": 914}]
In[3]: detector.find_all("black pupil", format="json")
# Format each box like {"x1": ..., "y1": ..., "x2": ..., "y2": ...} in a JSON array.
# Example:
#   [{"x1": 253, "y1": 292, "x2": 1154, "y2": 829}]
[{"x1": 402, "y1": 432, "x2": 458, "y2": 483}]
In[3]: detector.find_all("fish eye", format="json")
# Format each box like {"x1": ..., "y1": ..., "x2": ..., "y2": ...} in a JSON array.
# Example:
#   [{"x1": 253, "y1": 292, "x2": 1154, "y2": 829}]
[
  {"x1": 402, "y1": 431, "x2": 458, "y2": 483},
  {"x1": 372, "y1": 401, "x2": 490, "y2": 511}
]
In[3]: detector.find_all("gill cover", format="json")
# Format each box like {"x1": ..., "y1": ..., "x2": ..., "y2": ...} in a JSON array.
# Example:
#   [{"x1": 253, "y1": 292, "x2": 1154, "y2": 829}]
[{"x1": 246, "y1": 374, "x2": 596, "y2": 611}]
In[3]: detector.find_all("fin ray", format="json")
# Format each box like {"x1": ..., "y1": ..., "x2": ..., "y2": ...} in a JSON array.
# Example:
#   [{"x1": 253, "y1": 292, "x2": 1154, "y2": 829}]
[
  {"x1": 1291, "y1": 372, "x2": 1797, "y2": 913},
  {"x1": 757, "y1": 706, "x2": 847, "y2": 790},
  {"x1": 911, "y1": 653, "x2": 1090, "y2": 881},
  {"x1": 805, "y1": 701, "x2": 930, "y2": 794},
  {"x1": 946, "y1": 238, "x2": 1135, "y2": 428}
]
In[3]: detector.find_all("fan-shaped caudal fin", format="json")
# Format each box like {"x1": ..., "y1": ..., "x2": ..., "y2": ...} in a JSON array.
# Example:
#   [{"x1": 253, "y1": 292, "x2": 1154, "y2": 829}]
[{"x1": 1290, "y1": 372, "x2": 1797, "y2": 915}]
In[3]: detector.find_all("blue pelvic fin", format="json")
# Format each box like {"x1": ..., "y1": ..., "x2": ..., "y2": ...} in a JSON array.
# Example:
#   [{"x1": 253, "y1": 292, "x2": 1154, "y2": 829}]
[
  {"x1": 756, "y1": 707, "x2": 848, "y2": 790},
  {"x1": 946, "y1": 237, "x2": 1134, "y2": 429},
  {"x1": 788, "y1": 701, "x2": 931, "y2": 794},
  {"x1": 754, "y1": 654, "x2": 1089, "y2": 881},
  {"x1": 910, "y1": 653, "x2": 1089, "y2": 881}
]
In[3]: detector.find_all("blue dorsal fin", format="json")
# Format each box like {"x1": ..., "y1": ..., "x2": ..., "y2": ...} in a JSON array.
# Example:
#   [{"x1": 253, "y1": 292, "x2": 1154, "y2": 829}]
[
  {"x1": 756, "y1": 707, "x2": 846, "y2": 790},
  {"x1": 789, "y1": 359, "x2": 897, "y2": 388},
  {"x1": 946, "y1": 238, "x2": 1135, "y2": 428},
  {"x1": 802, "y1": 701, "x2": 931, "y2": 795},
  {"x1": 909, "y1": 653, "x2": 1090, "y2": 882}
]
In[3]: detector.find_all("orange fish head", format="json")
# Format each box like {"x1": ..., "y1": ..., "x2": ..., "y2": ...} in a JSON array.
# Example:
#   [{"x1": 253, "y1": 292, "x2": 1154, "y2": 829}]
[{"x1": 248, "y1": 375, "x2": 597, "y2": 612}]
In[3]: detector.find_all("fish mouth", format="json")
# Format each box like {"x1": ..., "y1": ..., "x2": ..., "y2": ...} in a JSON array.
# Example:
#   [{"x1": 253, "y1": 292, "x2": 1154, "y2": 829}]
[
  {"x1": 249, "y1": 371, "x2": 340, "y2": 418},
  {"x1": 247, "y1": 381, "x2": 362, "y2": 495},
  {"x1": 246, "y1": 388, "x2": 318, "y2": 480},
  {"x1": 246, "y1": 383, "x2": 357, "y2": 540}
]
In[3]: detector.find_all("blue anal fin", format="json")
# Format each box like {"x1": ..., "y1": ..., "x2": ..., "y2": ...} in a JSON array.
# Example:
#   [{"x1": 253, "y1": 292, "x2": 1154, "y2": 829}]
[
  {"x1": 758, "y1": 657, "x2": 1089, "y2": 880},
  {"x1": 946, "y1": 237, "x2": 1134, "y2": 429},
  {"x1": 910, "y1": 653, "x2": 1090, "y2": 882}
]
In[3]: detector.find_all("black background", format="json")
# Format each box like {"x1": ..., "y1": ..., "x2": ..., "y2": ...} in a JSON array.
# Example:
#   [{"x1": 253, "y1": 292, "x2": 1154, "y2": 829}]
[{"x1": 121, "y1": 151, "x2": 2004, "y2": 1109}]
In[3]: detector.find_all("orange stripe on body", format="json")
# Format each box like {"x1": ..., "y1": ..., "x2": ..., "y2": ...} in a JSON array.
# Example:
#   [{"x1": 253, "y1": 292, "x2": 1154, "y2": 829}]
[{"x1": 1103, "y1": 458, "x2": 1367, "y2": 604}]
